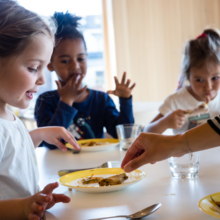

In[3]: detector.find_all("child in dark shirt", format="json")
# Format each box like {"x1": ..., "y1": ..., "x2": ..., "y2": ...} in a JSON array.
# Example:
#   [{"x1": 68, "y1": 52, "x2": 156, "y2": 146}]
[{"x1": 34, "y1": 12, "x2": 136, "y2": 149}]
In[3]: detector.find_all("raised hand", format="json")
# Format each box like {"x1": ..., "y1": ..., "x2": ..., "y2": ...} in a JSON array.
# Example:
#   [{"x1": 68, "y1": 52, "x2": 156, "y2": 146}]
[
  {"x1": 26, "y1": 182, "x2": 70, "y2": 220},
  {"x1": 56, "y1": 74, "x2": 87, "y2": 106},
  {"x1": 164, "y1": 109, "x2": 186, "y2": 129},
  {"x1": 107, "y1": 72, "x2": 136, "y2": 98}
]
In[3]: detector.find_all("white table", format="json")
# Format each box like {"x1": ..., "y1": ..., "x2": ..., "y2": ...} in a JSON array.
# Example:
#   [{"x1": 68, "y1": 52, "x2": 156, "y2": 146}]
[{"x1": 36, "y1": 146, "x2": 220, "y2": 220}]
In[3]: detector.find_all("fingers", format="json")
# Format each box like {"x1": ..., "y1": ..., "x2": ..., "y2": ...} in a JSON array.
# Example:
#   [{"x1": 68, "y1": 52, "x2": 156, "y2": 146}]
[
  {"x1": 53, "y1": 194, "x2": 71, "y2": 204},
  {"x1": 41, "y1": 182, "x2": 59, "y2": 195},
  {"x1": 121, "y1": 141, "x2": 142, "y2": 168},
  {"x1": 114, "y1": 76, "x2": 119, "y2": 86},
  {"x1": 125, "y1": 79, "x2": 130, "y2": 87},
  {"x1": 120, "y1": 71, "x2": 126, "y2": 84},
  {"x1": 129, "y1": 82, "x2": 136, "y2": 90},
  {"x1": 28, "y1": 212, "x2": 43, "y2": 220},
  {"x1": 78, "y1": 85, "x2": 87, "y2": 94},
  {"x1": 123, "y1": 152, "x2": 148, "y2": 172},
  {"x1": 106, "y1": 90, "x2": 114, "y2": 95},
  {"x1": 205, "y1": 95, "x2": 210, "y2": 104},
  {"x1": 76, "y1": 74, "x2": 84, "y2": 87},
  {"x1": 65, "y1": 130, "x2": 80, "y2": 150}
]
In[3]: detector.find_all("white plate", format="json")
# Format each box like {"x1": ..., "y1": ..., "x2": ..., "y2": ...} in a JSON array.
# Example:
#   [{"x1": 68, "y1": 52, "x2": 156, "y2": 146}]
[
  {"x1": 59, "y1": 168, "x2": 146, "y2": 193},
  {"x1": 66, "y1": 138, "x2": 119, "y2": 152}
]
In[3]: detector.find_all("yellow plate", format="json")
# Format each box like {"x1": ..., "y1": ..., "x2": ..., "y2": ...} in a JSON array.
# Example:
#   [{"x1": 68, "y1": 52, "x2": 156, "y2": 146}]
[
  {"x1": 66, "y1": 138, "x2": 119, "y2": 152},
  {"x1": 199, "y1": 192, "x2": 220, "y2": 218},
  {"x1": 59, "y1": 168, "x2": 146, "y2": 193}
]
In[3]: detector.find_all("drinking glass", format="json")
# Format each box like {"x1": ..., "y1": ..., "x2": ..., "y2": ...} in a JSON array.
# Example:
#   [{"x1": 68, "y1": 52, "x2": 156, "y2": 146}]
[
  {"x1": 116, "y1": 124, "x2": 141, "y2": 151},
  {"x1": 168, "y1": 152, "x2": 200, "y2": 179}
]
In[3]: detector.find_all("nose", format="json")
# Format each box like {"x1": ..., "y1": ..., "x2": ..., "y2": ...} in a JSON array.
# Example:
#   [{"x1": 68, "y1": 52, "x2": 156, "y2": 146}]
[
  {"x1": 36, "y1": 71, "x2": 45, "y2": 85},
  {"x1": 70, "y1": 59, "x2": 80, "y2": 70},
  {"x1": 204, "y1": 80, "x2": 212, "y2": 90}
]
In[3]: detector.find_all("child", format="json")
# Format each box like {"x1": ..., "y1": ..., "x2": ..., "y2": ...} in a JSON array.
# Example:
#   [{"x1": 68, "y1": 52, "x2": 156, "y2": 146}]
[
  {"x1": 143, "y1": 29, "x2": 220, "y2": 135},
  {"x1": 34, "y1": 12, "x2": 136, "y2": 149},
  {"x1": 0, "y1": 1, "x2": 80, "y2": 219}
]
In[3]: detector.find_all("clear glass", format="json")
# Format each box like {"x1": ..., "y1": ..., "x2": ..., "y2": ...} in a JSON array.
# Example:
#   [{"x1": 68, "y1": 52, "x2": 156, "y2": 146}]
[
  {"x1": 116, "y1": 124, "x2": 142, "y2": 151},
  {"x1": 168, "y1": 152, "x2": 200, "y2": 179}
]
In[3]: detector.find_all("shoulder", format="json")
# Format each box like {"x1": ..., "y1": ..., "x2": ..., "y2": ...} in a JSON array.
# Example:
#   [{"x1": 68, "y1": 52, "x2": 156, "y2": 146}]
[{"x1": 164, "y1": 87, "x2": 189, "y2": 103}]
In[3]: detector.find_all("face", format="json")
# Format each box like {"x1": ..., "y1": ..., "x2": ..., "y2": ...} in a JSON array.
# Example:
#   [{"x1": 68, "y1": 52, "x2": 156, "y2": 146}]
[
  {"x1": 48, "y1": 38, "x2": 87, "y2": 86},
  {"x1": 0, "y1": 34, "x2": 53, "y2": 109},
  {"x1": 188, "y1": 61, "x2": 220, "y2": 102}
]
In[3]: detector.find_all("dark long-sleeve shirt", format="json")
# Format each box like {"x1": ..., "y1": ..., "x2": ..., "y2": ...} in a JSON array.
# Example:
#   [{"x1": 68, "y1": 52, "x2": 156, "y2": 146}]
[{"x1": 34, "y1": 89, "x2": 134, "y2": 149}]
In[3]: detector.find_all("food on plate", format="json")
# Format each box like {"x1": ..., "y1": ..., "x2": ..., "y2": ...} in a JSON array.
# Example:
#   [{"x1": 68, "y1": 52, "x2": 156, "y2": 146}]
[
  {"x1": 82, "y1": 174, "x2": 104, "y2": 185},
  {"x1": 98, "y1": 173, "x2": 128, "y2": 186},
  {"x1": 81, "y1": 173, "x2": 128, "y2": 186},
  {"x1": 184, "y1": 102, "x2": 209, "y2": 116},
  {"x1": 79, "y1": 141, "x2": 110, "y2": 147}
]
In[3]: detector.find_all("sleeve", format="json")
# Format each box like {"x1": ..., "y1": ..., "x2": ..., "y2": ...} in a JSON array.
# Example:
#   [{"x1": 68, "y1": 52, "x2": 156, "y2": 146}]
[
  {"x1": 207, "y1": 115, "x2": 220, "y2": 135},
  {"x1": 104, "y1": 96, "x2": 134, "y2": 138},
  {"x1": 34, "y1": 94, "x2": 78, "y2": 149}
]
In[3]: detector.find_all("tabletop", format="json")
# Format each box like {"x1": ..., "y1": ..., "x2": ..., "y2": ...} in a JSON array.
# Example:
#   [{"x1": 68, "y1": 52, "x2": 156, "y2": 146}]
[{"x1": 36, "y1": 145, "x2": 220, "y2": 220}]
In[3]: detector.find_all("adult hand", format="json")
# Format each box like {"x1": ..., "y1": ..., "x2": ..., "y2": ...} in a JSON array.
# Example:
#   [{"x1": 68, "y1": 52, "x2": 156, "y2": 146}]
[
  {"x1": 107, "y1": 72, "x2": 135, "y2": 98},
  {"x1": 121, "y1": 132, "x2": 187, "y2": 172},
  {"x1": 56, "y1": 74, "x2": 87, "y2": 106}
]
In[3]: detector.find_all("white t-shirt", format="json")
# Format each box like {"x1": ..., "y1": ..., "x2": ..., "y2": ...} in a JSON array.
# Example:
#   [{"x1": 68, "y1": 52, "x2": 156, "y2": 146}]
[
  {"x1": 159, "y1": 87, "x2": 220, "y2": 134},
  {"x1": 0, "y1": 115, "x2": 39, "y2": 200}
]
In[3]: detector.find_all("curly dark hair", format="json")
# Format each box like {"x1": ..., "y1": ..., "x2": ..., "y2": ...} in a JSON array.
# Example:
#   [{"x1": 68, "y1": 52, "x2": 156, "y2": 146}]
[{"x1": 53, "y1": 11, "x2": 87, "y2": 50}]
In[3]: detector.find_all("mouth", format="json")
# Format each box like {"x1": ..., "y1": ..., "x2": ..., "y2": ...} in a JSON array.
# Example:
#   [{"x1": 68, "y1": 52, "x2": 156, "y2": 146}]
[{"x1": 25, "y1": 91, "x2": 36, "y2": 99}]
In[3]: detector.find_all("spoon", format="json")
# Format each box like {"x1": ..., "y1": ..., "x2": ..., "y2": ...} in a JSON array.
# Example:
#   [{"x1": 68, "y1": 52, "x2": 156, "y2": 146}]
[
  {"x1": 58, "y1": 161, "x2": 121, "y2": 176},
  {"x1": 87, "y1": 203, "x2": 161, "y2": 220}
]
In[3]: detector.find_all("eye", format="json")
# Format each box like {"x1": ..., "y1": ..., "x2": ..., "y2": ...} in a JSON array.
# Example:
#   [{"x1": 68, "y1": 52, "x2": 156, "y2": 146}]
[
  {"x1": 61, "y1": 59, "x2": 69, "y2": 64},
  {"x1": 212, "y1": 76, "x2": 220, "y2": 81},
  {"x1": 78, "y1": 58, "x2": 85, "y2": 62},
  {"x1": 195, "y1": 78, "x2": 203, "y2": 82},
  {"x1": 28, "y1": 67, "x2": 37, "y2": 73}
]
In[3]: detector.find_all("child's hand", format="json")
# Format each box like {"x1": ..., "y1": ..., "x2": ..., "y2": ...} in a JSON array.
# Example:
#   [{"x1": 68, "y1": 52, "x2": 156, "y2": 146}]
[
  {"x1": 107, "y1": 72, "x2": 136, "y2": 98},
  {"x1": 32, "y1": 126, "x2": 80, "y2": 151},
  {"x1": 164, "y1": 109, "x2": 186, "y2": 129},
  {"x1": 26, "y1": 182, "x2": 70, "y2": 220},
  {"x1": 56, "y1": 74, "x2": 87, "y2": 106}
]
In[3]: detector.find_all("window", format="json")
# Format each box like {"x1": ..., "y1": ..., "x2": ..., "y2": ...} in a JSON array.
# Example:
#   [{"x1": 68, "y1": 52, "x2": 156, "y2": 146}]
[{"x1": 17, "y1": 0, "x2": 105, "y2": 125}]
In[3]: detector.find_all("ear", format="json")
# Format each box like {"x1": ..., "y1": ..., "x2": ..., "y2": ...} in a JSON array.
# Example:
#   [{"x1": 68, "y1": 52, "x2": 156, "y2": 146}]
[{"x1": 47, "y1": 62, "x2": 54, "y2": 72}]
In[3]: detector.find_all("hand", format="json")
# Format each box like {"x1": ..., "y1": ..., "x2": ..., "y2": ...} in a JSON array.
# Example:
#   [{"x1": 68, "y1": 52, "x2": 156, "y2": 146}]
[
  {"x1": 164, "y1": 109, "x2": 186, "y2": 129},
  {"x1": 35, "y1": 126, "x2": 80, "y2": 151},
  {"x1": 107, "y1": 72, "x2": 136, "y2": 98},
  {"x1": 121, "y1": 132, "x2": 187, "y2": 172},
  {"x1": 25, "y1": 182, "x2": 70, "y2": 220},
  {"x1": 56, "y1": 74, "x2": 87, "y2": 106}
]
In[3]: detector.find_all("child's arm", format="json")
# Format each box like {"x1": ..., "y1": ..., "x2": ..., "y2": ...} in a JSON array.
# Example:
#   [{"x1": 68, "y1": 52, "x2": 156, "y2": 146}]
[
  {"x1": 0, "y1": 182, "x2": 70, "y2": 220},
  {"x1": 29, "y1": 127, "x2": 80, "y2": 150},
  {"x1": 107, "y1": 72, "x2": 135, "y2": 98},
  {"x1": 143, "y1": 110, "x2": 186, "y2": 134}
]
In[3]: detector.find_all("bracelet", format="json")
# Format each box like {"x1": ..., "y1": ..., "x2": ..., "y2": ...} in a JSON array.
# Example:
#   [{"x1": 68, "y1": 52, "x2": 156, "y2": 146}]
[{"x1": 185, "y1": 132, "x2": 193, "y2": 153}]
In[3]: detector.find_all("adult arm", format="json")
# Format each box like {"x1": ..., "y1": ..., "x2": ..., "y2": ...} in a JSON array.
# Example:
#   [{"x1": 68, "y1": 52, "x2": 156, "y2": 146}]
[{"x1": 122, "y1": 120, "x2": 220, "y2": 172}]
